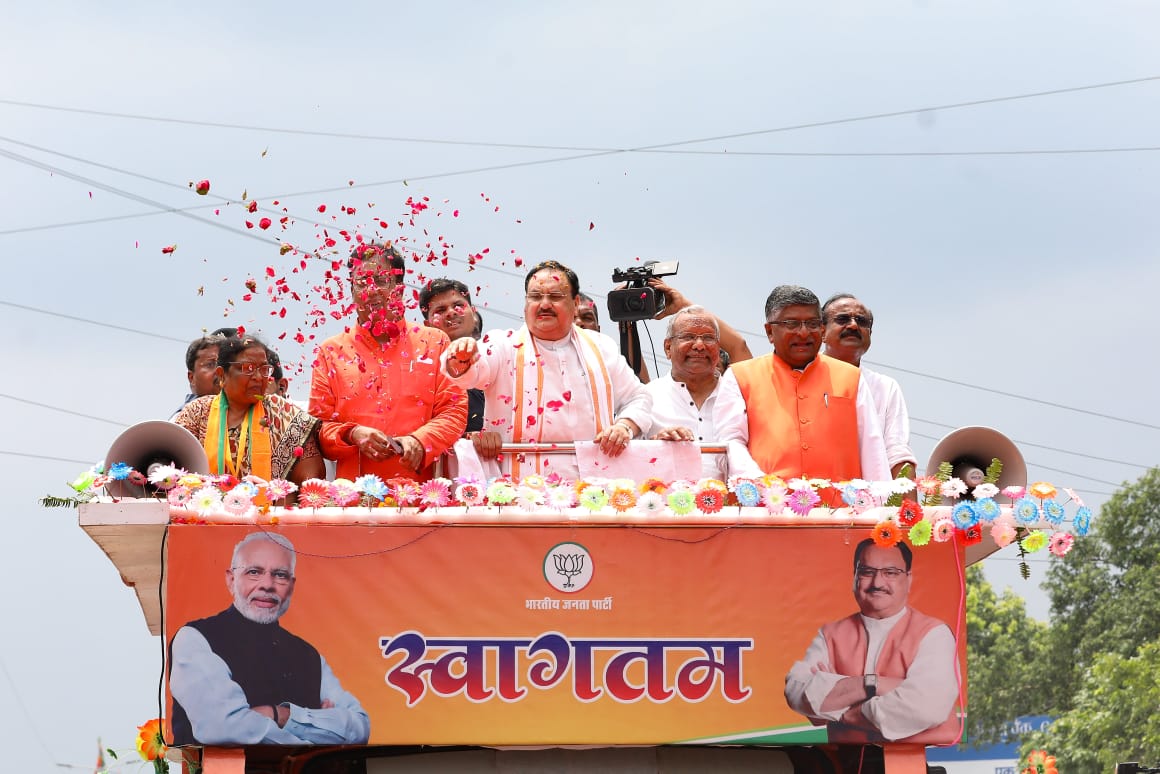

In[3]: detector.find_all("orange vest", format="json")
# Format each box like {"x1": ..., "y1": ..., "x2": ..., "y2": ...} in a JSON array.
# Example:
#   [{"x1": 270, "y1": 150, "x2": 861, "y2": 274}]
[
  {"x1": 822, "y1": 609, "x2": 962, "y2": 744},
  {"x1": 731, "y1": 353, "x2": 861, "y2": 482}
]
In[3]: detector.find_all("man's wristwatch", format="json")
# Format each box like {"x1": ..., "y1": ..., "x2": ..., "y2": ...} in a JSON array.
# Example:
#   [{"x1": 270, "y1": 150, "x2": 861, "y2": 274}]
[{"x1": 863, "y1": 674, "x2": 878, "y2": 699}]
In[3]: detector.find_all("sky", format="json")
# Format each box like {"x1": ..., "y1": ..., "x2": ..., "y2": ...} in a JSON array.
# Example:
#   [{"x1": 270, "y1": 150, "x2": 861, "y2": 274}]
[{"x1": 2, "y1": 1, "x2": 1159, "y2": 770}]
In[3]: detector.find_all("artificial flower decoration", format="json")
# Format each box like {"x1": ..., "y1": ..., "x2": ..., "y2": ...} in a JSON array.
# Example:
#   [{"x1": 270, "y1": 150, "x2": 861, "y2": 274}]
[
  {"x1": 731, "y1": 478, "x2": 762, "y2": 507},
  {"x1": 608, "y1": 486, "x2": 637, "y2": 513},
  {"x1": 932, "y1": 518, "x2": 956, "y2": 543},
  {"x1": 578, "y1": 485, "x2": 608, "y2": 512},
  {"x1": 871, "y1": 520, "x2": 900, "y2": 547},
  {"x1": 990, "y1": 519, "x2": 1018, "y2": 548},
  {"x1": 694, "y1": 485, "x2": 725, "y2": 514},
  {"x1": 419, "y1": 478, "x2": 453, "y2": 508},
  {"x1": 455, "y1": 481, "x2": 484, "y2": 506},
  {"x1": 787, "y1": 487, "x2": 821, "y2": 516},
  {"x1": 1013, "y1": 497, "x2": 1040, "y2": 524},
  {"x1": 1048, "y1": 531, "x2": 1075, "y2": 557},
  {"x1": 1073, "y1": 505, "x2": 1093, "y2": 536},
  {"x1": 1022, "y1": 749, "x2": 1058, "y2": 774},
  {"x1": 1021, "y1": 530, "x2": 1048, "y2": 553},
  {"x1": 897, "y1": 498, "x2": 923, "y2": 528},
  {"x1": 907, "y1": 519, "x2": 933, "y2": 546},
  {"x1": 636, "y1": 491, "x2": 665, "y2": 515},
  {"x1": 667, "y1": 490, "x2": 695, "y2": 516},
  {"x1": 959, "y1": 524, "x2": 984, "y2": 546},
  {"x1": 297, "y1": 479, "x2": 331, "y2": 508},
  {"x1": 974, "y1": 497, "x2": 1001, "y2": 522},
  {"x1": 951, "y1": 501, "x2": 978, "y2": 529},
  {"x1": 1028, "y1": 481, "x2": 1058, "y2": 500},
  {"x1": 1042, "y1": 499, "x2": 1066, "y2": 525},
  {"x1": 1002, "y1": 484, "x2": 1027, "y2": 501},
  {"x1": 135, "y1": 718, "x2": 168, "y2": 773}
]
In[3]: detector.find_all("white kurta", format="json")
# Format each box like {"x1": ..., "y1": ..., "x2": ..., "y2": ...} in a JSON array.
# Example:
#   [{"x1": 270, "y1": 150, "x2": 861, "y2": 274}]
[
  {"x1": 783, "y1": 606, "x2": 959, "y2": 741},
  {"x1": 861, "y1": 367, "x2": 916, "y2": 472},
  {"x1": 642, "y1": 373, "x2": 726, "y2": 480},
  {"x1": 441, "y1": 325, "x2": 651, "y2": 479}
]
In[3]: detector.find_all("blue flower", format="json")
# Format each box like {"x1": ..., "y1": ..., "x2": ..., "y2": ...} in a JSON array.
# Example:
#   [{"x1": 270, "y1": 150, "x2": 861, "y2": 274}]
[
  {"x1": 1073, "y1": 505, "x2": 1093, "y2": 536},
  {"x1": 108, "y1": 462, "x2": 133, "y2": 481},
  {"x1": 974, "y1": 497, "x2": 1001, "y2": 522},
  {"x1": 1014, "y1": 497, "x2": 1040, "y2": 524},
  {"x1": 734, "y1": 480, "x2": 762, "y2": 507},
  {"x1": 841, "y1": 484, "x2": 859, "y2": 507},
  {"x1": 952, "y1": 501, "x2": 978, "y2": 529},
  {"x1": 355, "y1": 474, "x2": 388, "y2": 501},
  {"x1": 1043, "y1": 499, "x2": 1065, "y2": 525}
]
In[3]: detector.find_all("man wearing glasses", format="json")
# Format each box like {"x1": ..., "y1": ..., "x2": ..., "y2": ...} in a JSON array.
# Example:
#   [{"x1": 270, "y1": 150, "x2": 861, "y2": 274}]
[
  {"x1": 784, "y1": 539, "x2": 959, "y2": 744},
  {"x1": 169, "y1": 532, "x2": 369, "y2": 745},
  {"x1": 822, "y1": 293, "x2": 917, "y2": 479},
  {"x1": 714, "y1": 285, "x2": 890, "y2": 486},
  {"x1": 309, "y1": 242, "x2": 467, "y2": 481},
  {"x1": 441, "y1": 260, "x2": 651, "y2": 480}
]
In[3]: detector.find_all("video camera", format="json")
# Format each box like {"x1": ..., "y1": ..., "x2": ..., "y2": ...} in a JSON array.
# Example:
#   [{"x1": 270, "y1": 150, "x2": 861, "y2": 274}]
[{"x1": 606, "y1": 260, "x2": 679, "y2": 323}]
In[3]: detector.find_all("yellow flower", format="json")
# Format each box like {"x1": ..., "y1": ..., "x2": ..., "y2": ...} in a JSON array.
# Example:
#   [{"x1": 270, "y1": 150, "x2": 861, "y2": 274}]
[
  {"x1": 1028, "y1": 481, "x2": 1057, "y2": 500},
  {"x1": 136, "y1": 718, "x2": 167, "y2": 762}
]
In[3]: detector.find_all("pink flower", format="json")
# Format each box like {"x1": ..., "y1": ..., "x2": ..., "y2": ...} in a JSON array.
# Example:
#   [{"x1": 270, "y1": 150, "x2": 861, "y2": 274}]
[
  {"x1": 1048, "y1": 531, "x2": 1075, "y2": 557},
  {"x1": 990, "y1": 519, "x2": 1018, "y2": 548},
  {"x1": 787, "y1": 487, "x2": 821, "y2": 516},
  {"x1": 932, "y1": 518, "x2": 956, "y2": 543},
  {"x1": 916, "y1": 476, "x2": 940, "y2": 496},
  {"x1": 1002, "y1": 485, "x2": 1026, "y2": 501},
  {"x1": 420, "y1": 478, "x2": 452, "y2": 508},
  {"x1": 1063, "y1": 487, "x2": 1085, "y2": 508},
  {"x1": 297, "y1": 479, "x2": 331, "y2": 508}
]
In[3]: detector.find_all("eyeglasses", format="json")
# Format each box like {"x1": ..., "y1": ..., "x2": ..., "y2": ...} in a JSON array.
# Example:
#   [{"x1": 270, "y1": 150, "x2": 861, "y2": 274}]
[
  {"x1": 856, "y1": 564, "x2": 908, "y2": 580},
  {"x1": 229, "y1": 362, "x2": 275, "y2": 377},
  {"x1": 829, "y1": 313, "x2": 873, "y2": 329},
  {"x1": 352, "y1": 274, "x2": 397, "y2": 290},
  {"x1": 674, "y1": 333, "x2": 719, "y2": 345},
  {"x1": 525, "y1": 292, "x2": 571, "y2": 304},
  {"x1": 232, "y1": 566, "x2": 293, "y2": 584},
  {"x1": 766, "y1": 319, "x2": 824, "y2": 332}
]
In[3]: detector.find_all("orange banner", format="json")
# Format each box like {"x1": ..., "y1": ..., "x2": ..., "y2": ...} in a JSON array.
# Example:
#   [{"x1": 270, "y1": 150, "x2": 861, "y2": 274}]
[{"x1": 165, "y1": 522, "x2": 967, "y2": 746}]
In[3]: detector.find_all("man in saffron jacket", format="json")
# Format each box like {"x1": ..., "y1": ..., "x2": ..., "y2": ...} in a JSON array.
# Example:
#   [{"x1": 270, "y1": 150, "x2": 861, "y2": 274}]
[
  {"x1": 784, "y1": 539, "x2": 960, "y2": 744},
  {"x1": 310, "y1": 242, "x2": 467, "y2": 481},
  {"x1": 714, "y1": 284, "x2": 890, "y2": 484}
]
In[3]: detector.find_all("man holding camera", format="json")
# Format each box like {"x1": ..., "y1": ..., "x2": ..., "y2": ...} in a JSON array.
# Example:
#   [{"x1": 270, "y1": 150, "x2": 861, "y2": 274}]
[{"x1": 440, "y1": 260, "x2": 651, "y2": 480}]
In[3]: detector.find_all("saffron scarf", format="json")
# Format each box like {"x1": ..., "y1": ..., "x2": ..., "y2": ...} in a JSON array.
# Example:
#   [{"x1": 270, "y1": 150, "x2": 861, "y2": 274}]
[{"x1": 203, "y1": 393, "x2": 273, "y2": 480}]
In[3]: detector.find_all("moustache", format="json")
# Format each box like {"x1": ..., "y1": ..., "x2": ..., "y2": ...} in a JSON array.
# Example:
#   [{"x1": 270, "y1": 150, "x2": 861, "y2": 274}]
[{"x1": 841, "y1": 331, "x2": 863, "y2": 341}]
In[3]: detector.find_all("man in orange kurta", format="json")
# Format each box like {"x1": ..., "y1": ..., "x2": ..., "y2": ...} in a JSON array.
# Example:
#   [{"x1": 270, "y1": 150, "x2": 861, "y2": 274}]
[
  {"x1": 309, "y1": 243, "x2": 467, "y2": 481},
  {"x1": 714, "y1": 284, "x2": 889, "y2": 484}
]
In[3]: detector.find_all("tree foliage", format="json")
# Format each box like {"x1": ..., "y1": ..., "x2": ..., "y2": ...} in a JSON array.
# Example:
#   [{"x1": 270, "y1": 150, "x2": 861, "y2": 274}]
[
  {"x1": 1024, "y1": 467, "x2": 1160, "y2": 772},
  {"x1": 964, "y1": 564, "x2": 1051, "y2": 745}
]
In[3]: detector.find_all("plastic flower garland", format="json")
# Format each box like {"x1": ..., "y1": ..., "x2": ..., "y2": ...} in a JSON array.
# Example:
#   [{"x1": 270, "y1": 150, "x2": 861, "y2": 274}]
[{"x1": 57, "y1": 464, "x2": 1089, "y2": 566}]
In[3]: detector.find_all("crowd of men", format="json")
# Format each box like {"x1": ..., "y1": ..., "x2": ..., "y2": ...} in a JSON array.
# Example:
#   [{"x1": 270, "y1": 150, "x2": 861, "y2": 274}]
[{"x1": 176, "y1": 243, "x2": 915, "y2": 485}]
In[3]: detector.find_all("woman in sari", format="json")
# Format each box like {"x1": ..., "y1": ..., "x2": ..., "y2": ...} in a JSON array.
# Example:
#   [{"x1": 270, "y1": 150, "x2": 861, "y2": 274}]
[{"x1": 174, "y1": 335, "x2": 324, "y2": 502}]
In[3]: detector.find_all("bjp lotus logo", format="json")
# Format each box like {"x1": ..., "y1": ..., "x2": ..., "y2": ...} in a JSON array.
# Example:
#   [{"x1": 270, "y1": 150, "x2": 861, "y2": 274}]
[{"x1": 543, "y1": 542, "x2": 593, "y2": 593}]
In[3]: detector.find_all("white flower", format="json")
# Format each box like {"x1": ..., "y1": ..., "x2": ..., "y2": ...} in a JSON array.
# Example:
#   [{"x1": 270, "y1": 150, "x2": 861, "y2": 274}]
[
  {"x1": 637, "y1": 491, "x2": 665, "y2": 514},
  {"x1": 869, "y1": 480, "x2": 895, "y2": 500},
  {"x1": 148, "y1": 464, "x2": 183, "y2": 490},
  {"x1": 891, "y1": 477, "x2": 917, "y2": 495},
  {"x1": 191, "y1": 485, "x2": 223, "y2": 517},
  {"x1": 972, "y1": 483, "x2": 1000, "y2": 500},
  {"x1": 787, "y1": 478, "x2": 812, "y2": 491},
  {"x1": 516, "y1": 486, "x2": 546, "y2": 511},
  {"x1": 763, "y1": 485, "x2": 788, "y2": 514},
  {"x1": 940, "y1": 478, "x2": 968, "y2": 499},
  {"x1": 547, "y1": 485, "x2": 576, "y2": 510}
]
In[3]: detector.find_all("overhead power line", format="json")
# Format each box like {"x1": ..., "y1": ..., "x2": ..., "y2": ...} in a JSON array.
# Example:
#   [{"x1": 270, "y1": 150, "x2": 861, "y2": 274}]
[{"x1": 2, "y1": 74, "x2": 1157, "y2": 152}]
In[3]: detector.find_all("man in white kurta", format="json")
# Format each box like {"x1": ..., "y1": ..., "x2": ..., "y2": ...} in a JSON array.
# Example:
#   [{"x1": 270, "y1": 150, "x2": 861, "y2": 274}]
[
  {"x1": 784, "y1": 540, "x2": 959, "y2": 743},
  {"x1": 642, "y1": 305, "x2": 727, "y2": 480},
  {"x1": 441, "y1": 261, "x2": 651, "y2": 480},
  {"x1": 821, "y1": 293, "x2": 916, "y2": 477}
]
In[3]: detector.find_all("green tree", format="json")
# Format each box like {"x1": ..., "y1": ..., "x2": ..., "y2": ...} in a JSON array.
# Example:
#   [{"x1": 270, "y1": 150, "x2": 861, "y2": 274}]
[
  {"x1": 964, "y1": 564, "x2": 1051, "y2": 745},
  {"x1": 1027, "y1": 467, "x2": 1160, "y2": 772},
  {"x1": 1042, "y1": 468, "x2": 1160, "y2": 711},
  {"x1": 1025, "y1": 640, "x2": 1160, "y2": 773}
]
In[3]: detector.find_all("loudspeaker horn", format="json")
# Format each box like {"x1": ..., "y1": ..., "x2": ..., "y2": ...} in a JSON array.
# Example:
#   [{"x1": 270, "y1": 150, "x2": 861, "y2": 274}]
[
  {"x1": 104, "y1": 420, "x2": 210, "y2": 498},
  {"x1": 925, "y1": 426, "x2": 1027, "y2": 496}
]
